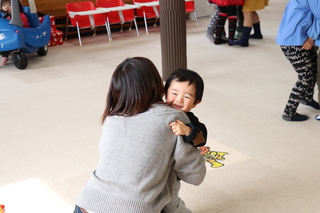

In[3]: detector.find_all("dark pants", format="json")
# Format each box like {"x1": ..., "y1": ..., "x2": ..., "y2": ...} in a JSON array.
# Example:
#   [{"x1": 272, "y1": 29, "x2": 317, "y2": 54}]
[{"x1": 281, "y1": 46, "x2": 318, "y2": 116}]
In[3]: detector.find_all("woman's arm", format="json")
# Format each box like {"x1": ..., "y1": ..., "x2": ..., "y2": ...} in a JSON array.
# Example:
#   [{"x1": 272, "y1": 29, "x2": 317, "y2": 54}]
[{"x1": 173, "y1": 136, "x2": 206, "y2": 185}]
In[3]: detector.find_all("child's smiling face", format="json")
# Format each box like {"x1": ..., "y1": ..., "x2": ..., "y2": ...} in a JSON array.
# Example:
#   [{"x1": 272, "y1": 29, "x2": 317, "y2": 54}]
[{"x1": 166, "y1": 80, "x2": 200, "y2": 113}]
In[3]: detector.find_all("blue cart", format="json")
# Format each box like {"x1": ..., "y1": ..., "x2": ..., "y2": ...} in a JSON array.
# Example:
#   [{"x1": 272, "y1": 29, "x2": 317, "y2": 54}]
[{"x1": 0, "y1": 0, "x2": 51, "y2": 69}]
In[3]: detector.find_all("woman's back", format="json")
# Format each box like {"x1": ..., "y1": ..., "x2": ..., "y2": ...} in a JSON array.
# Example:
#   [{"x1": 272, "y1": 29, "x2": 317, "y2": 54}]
[{"x1": 77, "y1": 104, "x2": 206, "y2": 213}]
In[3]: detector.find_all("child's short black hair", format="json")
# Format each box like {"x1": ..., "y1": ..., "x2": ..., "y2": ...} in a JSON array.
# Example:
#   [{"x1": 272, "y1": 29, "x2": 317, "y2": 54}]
[{"x1": 164, "y1": 68, "x2": 204, "y2": 103}]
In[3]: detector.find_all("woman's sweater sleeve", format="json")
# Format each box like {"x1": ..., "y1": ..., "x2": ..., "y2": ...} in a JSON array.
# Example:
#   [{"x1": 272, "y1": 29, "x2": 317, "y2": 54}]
[{"x1": 173, "y1": 135, "x2": 206, "y2": 186}]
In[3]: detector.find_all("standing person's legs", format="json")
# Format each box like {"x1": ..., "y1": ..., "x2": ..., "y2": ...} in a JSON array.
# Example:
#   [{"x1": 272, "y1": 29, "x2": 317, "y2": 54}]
[
  {"x1": 206, "y1": 5, "x2": 219, "y2": 42},
  {"x1": 235, "y1": 5, "x2": 243, "y2": 39},
  {"x1": 317, "y1": 48, "x2": 320, "y2": 104},
  {"x1": 316, "y1": 48, "x2": 320, "y2": 120},
  {"x1": 242, "y1": 11, "x2": 254, "y2": 27},
  {"x1": 302, "y1": 47, "x2": 318, "y2": 103},
  {"x1": 213, "y1": 6, "x2": 228, "y2": 45},
  {"x1": 251, "y1": 11, "x2": 260, "y2": 25},
  {"x1": 229, "y1": 11, "x2": 253, "y2": 47},
  {"x1": 206, "y1": 4, "x2": 219, "y2": 42},
  {"x1": 226, "y1": 6, "x2": 237, "y2": 45},
  {"x1": 250, "y1": 11, "x2": 263, "y2": 39},
  {"x1": 281, "y1": 46, "x2": 319, "y2": 121}
]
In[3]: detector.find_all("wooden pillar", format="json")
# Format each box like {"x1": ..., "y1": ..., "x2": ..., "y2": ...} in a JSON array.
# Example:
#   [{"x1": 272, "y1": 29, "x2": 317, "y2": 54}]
[{"x1": 160, "y1": 0, "x2": 187, "y2": 80}]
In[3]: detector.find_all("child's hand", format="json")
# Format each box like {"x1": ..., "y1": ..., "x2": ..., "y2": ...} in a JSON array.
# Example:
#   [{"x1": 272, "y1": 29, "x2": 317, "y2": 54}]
[
  {"x1": 170, "y1": 119, "x2": 191, "y2": 136},
  {"x1": 302, "y1": 37, "x2": 314, "y2": 50}
]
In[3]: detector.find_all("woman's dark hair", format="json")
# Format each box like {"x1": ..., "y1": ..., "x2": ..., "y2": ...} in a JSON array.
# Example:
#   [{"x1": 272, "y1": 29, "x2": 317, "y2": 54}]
[
  {"x1": 101, "y1": 57, "x2": 164, "y2": 122},
  {"x1": 164, "y1": 68, "x2": 204, "y2": 103}
]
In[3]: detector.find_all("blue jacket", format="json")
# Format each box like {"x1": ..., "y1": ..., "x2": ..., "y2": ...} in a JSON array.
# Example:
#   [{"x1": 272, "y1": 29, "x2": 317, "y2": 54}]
[
  {"x1": 308, "y1": 17, "x2": 320, "y2": 46},
  {"x1": 276, "y1": 0, "x2": 320, "y2": 46}
]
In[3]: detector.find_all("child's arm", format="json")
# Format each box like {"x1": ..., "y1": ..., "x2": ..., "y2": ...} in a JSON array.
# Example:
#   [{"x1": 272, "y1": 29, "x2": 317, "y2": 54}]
[
  {"x1": 170, "y1": 114, "x2": 207, "y2": 147},
  {"x1": 170, "y1": 119, "x2": 191, "y2": 136}
]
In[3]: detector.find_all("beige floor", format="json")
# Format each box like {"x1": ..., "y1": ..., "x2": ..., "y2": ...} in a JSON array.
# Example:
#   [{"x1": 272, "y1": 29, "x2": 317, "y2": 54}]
[{"x1": 1, "y1": 0, "x2": 320, "y2": 212}]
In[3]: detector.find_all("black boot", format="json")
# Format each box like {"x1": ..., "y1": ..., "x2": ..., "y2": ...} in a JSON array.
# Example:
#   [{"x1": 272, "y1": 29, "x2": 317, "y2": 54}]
[
  {"x1": 301, "y1": 98, "x2": 320, "y2": 109},
  {"x1": 214, "y1": 13, "x2": 228, "y2": 45},
  {"x1": 227, "y1": 17, "x2": 237, "y2": 46},
  {"x1": 250, "y1": 22, "x2": 263, "y2": 39},
  {"x1": 229, "y1": 26, "x2": 252, "y2": 47},
  {"x1": 282, "y1": 113, "x2": 309, "y2": 122}
]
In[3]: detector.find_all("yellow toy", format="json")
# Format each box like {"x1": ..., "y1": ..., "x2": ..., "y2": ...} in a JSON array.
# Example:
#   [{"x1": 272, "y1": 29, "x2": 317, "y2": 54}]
[
  {"x1": 199, "y1": 146, "x2": 228, "y2": 168},
  {"x1": 0, "y1": 204, "x2": 5, "y2": 213}
]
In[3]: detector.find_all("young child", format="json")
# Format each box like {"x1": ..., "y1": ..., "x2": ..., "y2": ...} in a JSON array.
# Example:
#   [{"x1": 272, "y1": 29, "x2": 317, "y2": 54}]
[
  {"x1": 276, "y1": 0, "x2": 320, "y2": 121},
  {"x1": 0, "y1": 0, "x2": 29, "y2": 66},
  {"x1": 164, "y1": 68, "x2": 207, "y2": 147}
]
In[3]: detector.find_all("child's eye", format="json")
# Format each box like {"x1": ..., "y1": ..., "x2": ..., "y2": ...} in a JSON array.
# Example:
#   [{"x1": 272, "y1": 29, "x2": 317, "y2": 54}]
[
  {"x1": 184, "y1": 96, "x2": 191, "y2": 99},
  {"x1": 172, "y1": 93, "x2": 177, "y2": 96}
]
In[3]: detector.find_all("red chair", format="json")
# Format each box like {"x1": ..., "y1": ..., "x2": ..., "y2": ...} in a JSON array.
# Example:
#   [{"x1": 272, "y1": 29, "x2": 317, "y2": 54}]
[
  {"x1": 65, "y1": 1, "x2": 109, "y2": 46},
  {"x1": 96, "y1": 0, "x2": 139, "y2": 41},
  {"x1": 133, "y1": 0, "x2": 159, "y2": 34},
  {"x1": 185, "y1": 0, "x2": 198, "y2": 26}
]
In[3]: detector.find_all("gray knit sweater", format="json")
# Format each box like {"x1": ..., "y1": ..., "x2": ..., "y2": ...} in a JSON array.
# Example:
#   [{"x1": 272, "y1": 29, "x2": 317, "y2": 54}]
[{"x1": 76, "y1": 104, "x2": 206, "y2": 213}]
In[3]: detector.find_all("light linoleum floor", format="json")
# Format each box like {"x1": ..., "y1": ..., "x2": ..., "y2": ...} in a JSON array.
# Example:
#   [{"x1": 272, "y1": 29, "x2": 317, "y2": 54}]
[{"x1": 1, "y1": 0, "x2": 320, "y2": 212}]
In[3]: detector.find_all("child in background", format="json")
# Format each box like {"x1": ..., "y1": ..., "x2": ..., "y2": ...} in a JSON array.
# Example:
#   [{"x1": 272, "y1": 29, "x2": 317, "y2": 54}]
[
  {"x1": 0, "y1": 0, "x2": 29, "y2": 66},
  {"x1": 276, "y1": 0, "x2": 320, "y2": 121},
  {"x1": 164, "y1": 69, "x2": 207, "y2": 147}
]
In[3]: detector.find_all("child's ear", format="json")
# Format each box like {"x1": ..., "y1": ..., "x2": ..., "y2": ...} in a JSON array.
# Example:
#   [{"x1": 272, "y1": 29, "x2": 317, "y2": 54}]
[{"x1": 192, "y1": 100, "x2": 201, "y2": 108}]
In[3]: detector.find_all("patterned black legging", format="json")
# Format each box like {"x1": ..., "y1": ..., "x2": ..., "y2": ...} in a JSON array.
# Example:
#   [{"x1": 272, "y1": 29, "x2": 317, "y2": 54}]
[{"x1": 281, "y1": 46, "x2": 318, "y2": 117}]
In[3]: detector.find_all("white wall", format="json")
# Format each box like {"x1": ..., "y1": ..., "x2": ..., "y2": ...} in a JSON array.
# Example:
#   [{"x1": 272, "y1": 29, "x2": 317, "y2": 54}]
[{"x1": 194, "y1": 0, "x2": 215, "y2": 17}]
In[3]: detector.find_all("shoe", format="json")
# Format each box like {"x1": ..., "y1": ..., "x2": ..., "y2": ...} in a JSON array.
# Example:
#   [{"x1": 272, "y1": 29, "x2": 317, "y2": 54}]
[
  {"x1": 214, "y1": 37, "x2": 228, "y2": 45},
  {"x1": 229, "y1": 26, "x2": 252, "y2": 47},
  {"x1": 300, "y1": 99, "x2": 320, "y2": 109},
  {"x1": 315, "y1": 115, "x2": 320, "y2": 121},
  {"x1": 249, "y1": 34, "x2": 263, "y2": 39},
  {"x1": 282, "y1": 113, "x2": 309, "y2": 121},
  {"x1": 249, "y1": 22, "x2": 263, "y2": 39}
]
